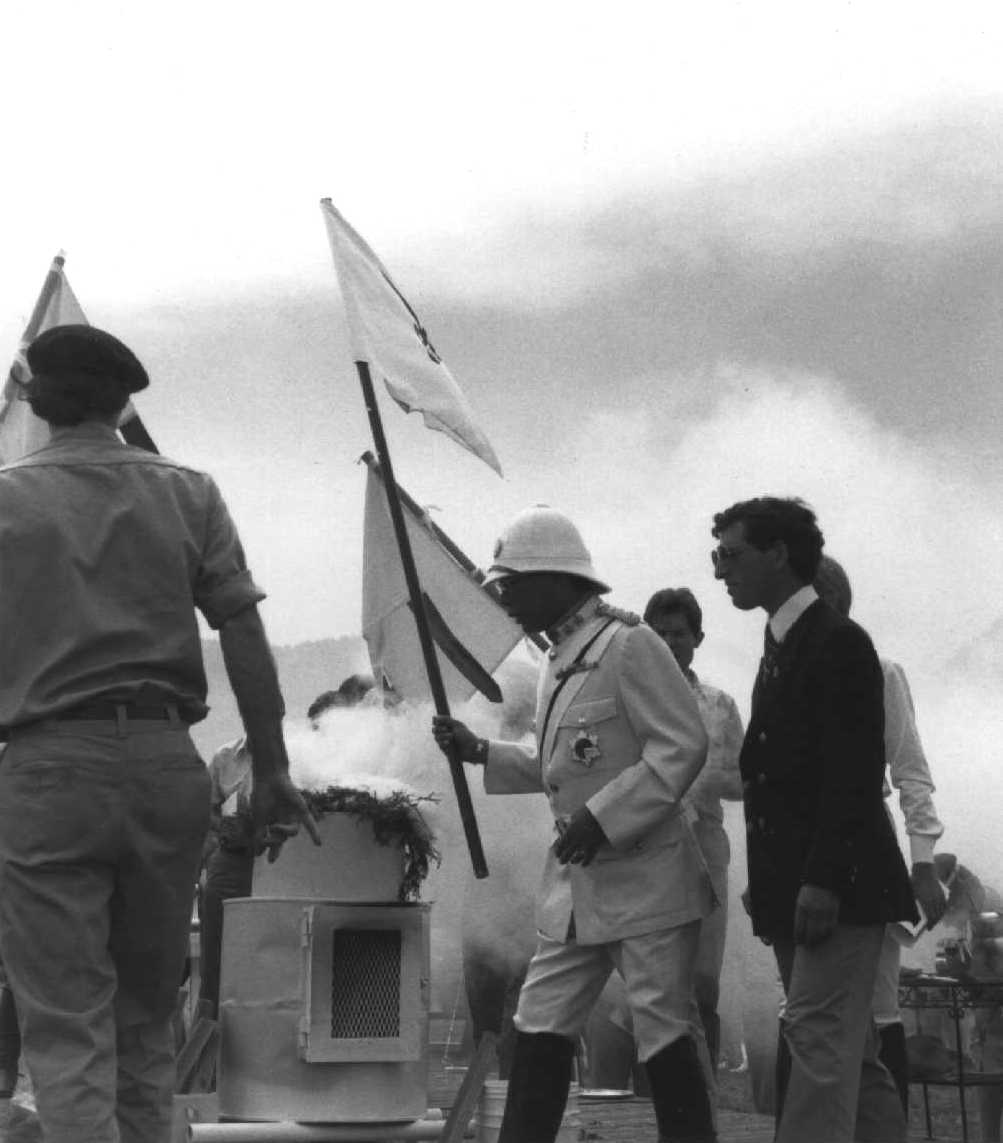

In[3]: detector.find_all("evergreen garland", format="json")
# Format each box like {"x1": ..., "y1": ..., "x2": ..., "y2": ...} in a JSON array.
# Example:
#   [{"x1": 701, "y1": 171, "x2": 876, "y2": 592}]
[{"x1": 300, "y1": 785, "x2": 440, "y2": 902}]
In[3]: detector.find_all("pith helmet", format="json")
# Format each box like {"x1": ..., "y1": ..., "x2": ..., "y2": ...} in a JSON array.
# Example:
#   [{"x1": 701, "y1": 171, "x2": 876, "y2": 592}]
[{"x1": 484, "y1": 506, "x2": 610, "y2": 592}]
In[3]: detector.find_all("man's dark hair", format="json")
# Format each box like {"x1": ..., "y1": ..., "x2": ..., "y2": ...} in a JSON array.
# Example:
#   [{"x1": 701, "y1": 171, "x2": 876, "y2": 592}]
[
  {"x1": 814, "y1": 555, "x2": 853, "y2": 618},
  {"x1": 712, "y1": 496, "x2": 824, "y2": 582},
  {"x1": 307, "y1": 690, "x2": 340, "y2": 723},
  {"x1": 643, "y1": 587, "x2": 703, "y2": 638},
  {"x1": 307, "y1": 674, "x2": 376, "y2": 723},
  {"x1": 26, "y1": 373, "x2": 130, "y2": 426}
]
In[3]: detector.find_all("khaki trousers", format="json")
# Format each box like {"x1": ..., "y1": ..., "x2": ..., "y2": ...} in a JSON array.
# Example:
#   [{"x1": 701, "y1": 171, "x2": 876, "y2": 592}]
[
  {"x1": 515, "y1": 919, "x2": 703, "y2": 1063},
  {"x1": 0, "y1": 719, "x2": 210, "y2": 1143},
  {"x1": 774, "y1": 923, "x2": 906, "y2": 1143}
]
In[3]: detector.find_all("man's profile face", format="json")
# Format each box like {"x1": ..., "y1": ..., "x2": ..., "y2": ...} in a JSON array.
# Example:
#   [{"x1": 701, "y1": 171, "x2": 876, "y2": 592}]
[
  {"x1": 649, "y1": 611, "x2": 702, "y2": 673},
  {"x1": 712, "y1": 522, "x2": 776, "y2": 612},
  {"x1": 493, "y1": 572, "x2": 573, "y2": 634}
]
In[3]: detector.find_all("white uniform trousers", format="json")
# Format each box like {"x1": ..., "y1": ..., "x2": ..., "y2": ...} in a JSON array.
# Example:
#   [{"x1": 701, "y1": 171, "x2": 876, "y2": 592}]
[{"x1": 514, "y1": 918, "x2": 703, "y2": 1063}]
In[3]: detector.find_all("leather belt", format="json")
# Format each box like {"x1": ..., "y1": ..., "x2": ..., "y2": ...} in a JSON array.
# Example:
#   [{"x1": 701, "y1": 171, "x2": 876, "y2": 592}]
[{"x1": 54, "y1": 700, "x2": 192, "y2": 723}]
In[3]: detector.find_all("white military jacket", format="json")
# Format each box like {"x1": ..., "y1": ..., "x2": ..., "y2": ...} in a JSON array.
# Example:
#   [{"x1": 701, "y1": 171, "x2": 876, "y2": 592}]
[{"x1": 484, "y1": 597, "x2": 713, "y2": 944}]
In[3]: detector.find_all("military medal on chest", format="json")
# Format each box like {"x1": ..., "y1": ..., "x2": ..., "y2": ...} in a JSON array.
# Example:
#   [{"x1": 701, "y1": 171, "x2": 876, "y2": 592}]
[{"x1": 570, "y1": 728, "x2": 602, "y2": 767}]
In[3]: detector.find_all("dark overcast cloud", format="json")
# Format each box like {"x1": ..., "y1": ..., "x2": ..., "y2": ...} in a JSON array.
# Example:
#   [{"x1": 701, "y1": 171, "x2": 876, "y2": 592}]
[{"x1": 423, "y1": 104, "x2": 1003, "y2": 467}]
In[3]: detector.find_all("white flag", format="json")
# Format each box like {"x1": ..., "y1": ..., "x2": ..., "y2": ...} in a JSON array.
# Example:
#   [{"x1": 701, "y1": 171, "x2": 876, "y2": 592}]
[
  {"x1": 0, "y1": 256, "x2": 148, "y2": 465},
  {"x1": 362, "y1": 465, "x2": 521, "y2": 704},
  {"x1": 0, "y1": 255, "x2": 88, "y2": 465},
  {"x1": 321, "y1": 199, "x2": 502, "y2": 475}
]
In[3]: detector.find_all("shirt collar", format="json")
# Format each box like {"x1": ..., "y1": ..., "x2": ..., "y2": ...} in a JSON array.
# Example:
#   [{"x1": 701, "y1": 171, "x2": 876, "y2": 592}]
[
  {"x1": 49, "y1": 421, "x2": 122, "y2": 443},
  {"x1": 546, "y1": 594, "x2": 601, "y2": 647},
  {"x1": 769, "y1": 584, "x2": 818, "y2": 643}
]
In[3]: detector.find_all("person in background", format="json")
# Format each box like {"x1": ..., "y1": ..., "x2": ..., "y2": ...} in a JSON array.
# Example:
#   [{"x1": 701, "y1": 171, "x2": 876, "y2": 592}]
[
  {"x1": 932, "y1": 853, "x2": 1003, "y2": 1142},
  {"x1": 307, "y1": 673, "x2": 376, "y2": 727},
  {"x1": 202, "y1": 676, "x2": 378, "y2": 1014},
  {"x1": 0, "y1": 325, "x2": 318, "y2": 1143},
  {"x1": 433, "y1": 506, "x2": 716, "y2": 1143},
  {"x1": 585, "y1": 587, "x2": 743, "y2": 1090},
  {"x1": 712, "y1": 495, "x2": 915, "y2": 1143},
  {"x1": 812, "y1": 555, "x2": 947, "y2": 1113},
  {"x1": 197, "y1": 736, "x2": 255, "y2": 1019}
]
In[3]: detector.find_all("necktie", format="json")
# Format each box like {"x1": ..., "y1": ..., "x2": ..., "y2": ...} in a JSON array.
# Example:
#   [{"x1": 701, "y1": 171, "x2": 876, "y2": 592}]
[{"x1": 753, "y1": 625, "x2": 780, "y2": 709}]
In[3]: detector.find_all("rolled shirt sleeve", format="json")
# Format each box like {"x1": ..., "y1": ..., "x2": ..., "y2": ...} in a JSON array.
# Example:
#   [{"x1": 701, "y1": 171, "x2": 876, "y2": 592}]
[{"x1": 194, "y1": 478, "x2": 267, "y2": 629}]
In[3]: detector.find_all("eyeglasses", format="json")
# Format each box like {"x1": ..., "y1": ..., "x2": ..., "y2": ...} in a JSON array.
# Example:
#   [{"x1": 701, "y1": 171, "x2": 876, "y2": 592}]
[{"x1": 710, "y1": 543, "x2": 755, "y2": 568}]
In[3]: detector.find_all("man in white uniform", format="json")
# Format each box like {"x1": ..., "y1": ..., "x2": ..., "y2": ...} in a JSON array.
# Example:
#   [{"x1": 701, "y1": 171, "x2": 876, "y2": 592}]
[
  {"x1": 585, "y1": 586, "x2": 743, "y2": 1090},
  {"x1": 433, "y1": 507, "x2": 715, "y2": 1143}
]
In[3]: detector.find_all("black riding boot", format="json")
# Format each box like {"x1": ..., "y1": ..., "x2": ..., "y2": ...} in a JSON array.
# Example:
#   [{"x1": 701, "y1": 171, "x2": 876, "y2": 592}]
[
  {"x1": 878, "y1": 1021, "x2": 910, "y2": 1116},
  {"x1": 496, "y1": 1030, "x2": 575, "y2": 1143},
  {"x1": 645, "y1": 1035, "x2": 717, "y2": 1143}
]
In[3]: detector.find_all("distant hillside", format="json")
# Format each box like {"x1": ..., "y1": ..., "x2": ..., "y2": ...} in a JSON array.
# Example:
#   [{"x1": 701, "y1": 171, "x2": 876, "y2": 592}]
[{"x1": 191, "y1": 635, "x2": 369, "y2": 759}]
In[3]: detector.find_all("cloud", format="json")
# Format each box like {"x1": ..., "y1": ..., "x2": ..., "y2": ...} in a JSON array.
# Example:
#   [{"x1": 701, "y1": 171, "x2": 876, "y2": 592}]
[
  {"x1": 405, "y1": 103, "x2": 1003, "y2": 303},
  {"x1": 419, "y1": 364, "x2": 1002, "y2": 705},
  {"x1": 406, "y1": 105, "x2": 1003, "y2": 475}
]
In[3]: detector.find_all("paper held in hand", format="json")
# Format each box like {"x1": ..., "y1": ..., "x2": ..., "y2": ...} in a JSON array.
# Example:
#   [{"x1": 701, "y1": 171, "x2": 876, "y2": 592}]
[{"x1": 891, "y1": 882, "x2": 948, "y2": 948}]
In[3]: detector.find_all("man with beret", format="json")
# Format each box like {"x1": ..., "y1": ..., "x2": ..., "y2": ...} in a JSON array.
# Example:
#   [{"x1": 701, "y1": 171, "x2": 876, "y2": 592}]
[
  {"x1": 433, "y1": 506, "x2": 716, "y2": 1143},
  {"x1": 0, "y1": 325, "x2": 319, "y2": 1143},
  {"x1": 712, "y1": 496, "x2": 915, "y2": 1143}
]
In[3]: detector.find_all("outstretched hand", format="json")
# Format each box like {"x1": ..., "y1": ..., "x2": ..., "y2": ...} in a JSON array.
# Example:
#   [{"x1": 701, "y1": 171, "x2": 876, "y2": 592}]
[{"x1": 251, "y1": 771, "x2": 321, "y2": 863}]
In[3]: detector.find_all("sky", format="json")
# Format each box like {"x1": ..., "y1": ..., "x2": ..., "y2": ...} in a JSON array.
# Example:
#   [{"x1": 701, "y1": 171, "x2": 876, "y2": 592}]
[{"x1": 3, "y1": 3, "x2": 1002, "y2": 866}]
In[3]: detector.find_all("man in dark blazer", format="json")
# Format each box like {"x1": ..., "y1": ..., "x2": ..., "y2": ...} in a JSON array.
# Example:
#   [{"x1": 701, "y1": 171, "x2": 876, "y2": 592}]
[{"x1": 711, "y1": 496, "x2": 916, "y2": 1143}]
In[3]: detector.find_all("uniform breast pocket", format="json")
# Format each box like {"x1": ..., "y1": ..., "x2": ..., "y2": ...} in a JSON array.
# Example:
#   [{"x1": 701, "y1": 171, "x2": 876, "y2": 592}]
[{"x1": 559, "y1": 696, "x2": 617, "y2": 769}]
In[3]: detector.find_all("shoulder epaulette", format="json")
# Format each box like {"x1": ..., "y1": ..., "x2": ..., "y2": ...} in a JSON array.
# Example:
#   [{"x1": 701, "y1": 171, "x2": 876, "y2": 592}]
[{"x1": 596, "y1": 601, "x2": 641, "y2": 627}]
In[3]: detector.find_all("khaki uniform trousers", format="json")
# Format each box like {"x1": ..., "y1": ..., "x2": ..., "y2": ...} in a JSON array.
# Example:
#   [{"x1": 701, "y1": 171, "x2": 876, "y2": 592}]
[
  {"x1": 774, "y1": 923, "x2": 906, "y2": 1143},
  {"x1": 584, "y1": 817, "x2": 729, "y2": 1086},
  {"x1": 0, "y1": 718, "x2": 210, "y2": 1143},
  {"x1": 514, "y1": 918, "x2": 703, "y2": 1064}
]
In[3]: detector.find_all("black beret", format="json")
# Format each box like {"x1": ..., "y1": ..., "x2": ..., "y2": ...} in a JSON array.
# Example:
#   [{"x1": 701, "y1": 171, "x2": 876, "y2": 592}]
[{"x1": 26, "y1": 324, "x2": 149, "y2": 394}]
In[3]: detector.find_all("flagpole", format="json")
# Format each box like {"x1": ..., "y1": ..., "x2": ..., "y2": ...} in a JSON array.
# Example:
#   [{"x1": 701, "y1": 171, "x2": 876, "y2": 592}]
[
  {"x1": 21, "y1": 254, "x2": 67, "y2": 344},
  {"x1": 119, "y1": 411, "x2": 159, "y2": 454},
  {"x1": 357, "y1": 361, "x2": 489, "y2": 879}
]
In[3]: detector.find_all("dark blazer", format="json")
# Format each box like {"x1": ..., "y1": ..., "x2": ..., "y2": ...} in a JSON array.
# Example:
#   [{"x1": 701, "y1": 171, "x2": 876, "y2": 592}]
[{"x1": 741, "y1": 599, "x2": 917, "y2": 939}]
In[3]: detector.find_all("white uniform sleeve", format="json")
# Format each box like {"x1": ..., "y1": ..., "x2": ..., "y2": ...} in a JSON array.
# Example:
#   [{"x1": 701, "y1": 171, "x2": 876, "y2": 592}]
[
  {"x1": 482, "y1": 739, "x2": 545, "y2": 795},
  {"x1": 883, "y1": 659, "x2": 944, "y2": 865},
  {"x1": 587, "y1": 625, "x2": 708, "y2": 848}
]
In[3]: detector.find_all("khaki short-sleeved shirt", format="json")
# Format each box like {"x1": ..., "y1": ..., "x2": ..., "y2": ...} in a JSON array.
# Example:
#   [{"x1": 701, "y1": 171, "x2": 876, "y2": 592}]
[{"x1": 0, "y1": 422, "x2": 265, "y2": 727}]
